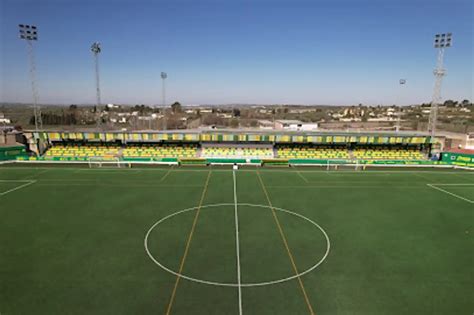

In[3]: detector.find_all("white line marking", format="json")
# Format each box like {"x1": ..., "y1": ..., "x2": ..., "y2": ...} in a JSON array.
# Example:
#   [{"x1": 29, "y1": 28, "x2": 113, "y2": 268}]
[
  {"x1": 0, "y1": 180, "x2": 36, "y2": 196},
  {"x1": 233, "y1": 171, "x2": 243, "y2": 315},
  {"x1": 427, "y1": 184, "x2": 474, "y2": 204},
  {"x1": 430, "y1": 183, "x2": 474, "y2": 186},
  {"x1": 0, "y1": 180, "x2": 35, "y2": 182},
  {"x1": 295, "y1": 170, "x2": 309, "y2": 183}
]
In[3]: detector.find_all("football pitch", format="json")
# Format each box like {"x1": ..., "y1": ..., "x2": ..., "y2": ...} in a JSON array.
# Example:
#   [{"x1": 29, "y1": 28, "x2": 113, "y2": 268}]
[{"x1": 0, "y1": 165, "x2": 473, "y2": 314}]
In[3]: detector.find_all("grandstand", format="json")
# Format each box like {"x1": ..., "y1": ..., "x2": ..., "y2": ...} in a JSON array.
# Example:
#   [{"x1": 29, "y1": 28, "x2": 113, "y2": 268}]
[
  {"x1": 41, "y1": 142, "x2": 428, "y2": 162},
  {"x1": 38, "y1": 138, "x2": 429, "y2": 164},
  {"x1": 14, "y1": 130, "x2": 473, "y2": 168},
  {"x1": 43, "y1": 142, "x2": 427, "y2": 162}
]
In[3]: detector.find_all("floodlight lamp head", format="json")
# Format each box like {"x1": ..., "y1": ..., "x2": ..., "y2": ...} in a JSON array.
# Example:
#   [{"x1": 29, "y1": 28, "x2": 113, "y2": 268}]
[
  {"x1": 18, "y1": 24, "x2": 38, "y2": 41},
  {"x1": 91, "y1": 42, "x2": 101, "y2": 54},
  {"x1": 161, "y1": 72, "x2": 167, "y2": 79},
  {"x1": 434, "y1": 33, "x2": 452, "y2": 48}
]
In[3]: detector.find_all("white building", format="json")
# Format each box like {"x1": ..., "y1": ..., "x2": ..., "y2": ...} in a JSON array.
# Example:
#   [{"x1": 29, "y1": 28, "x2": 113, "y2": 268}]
[
  {"x1": 274, "y1": 120, "x2": 318, "y2": 131},
  {"x1": 0, "y1": 113, "x2": 11, "y2": 124},
  {"x1": 466, "y1": 133, "x2": 474, "y2": 150}
]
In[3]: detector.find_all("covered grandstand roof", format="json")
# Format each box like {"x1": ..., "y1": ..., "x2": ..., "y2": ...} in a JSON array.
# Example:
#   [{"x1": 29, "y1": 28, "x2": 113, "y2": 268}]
[{"x1": 26, "y1": 128, "x2": 431, "y2": 137}]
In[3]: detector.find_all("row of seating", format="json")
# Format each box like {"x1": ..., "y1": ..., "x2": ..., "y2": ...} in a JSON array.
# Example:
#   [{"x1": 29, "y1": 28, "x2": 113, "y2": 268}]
[
  {"x1": 45, "y1": 145, "x2": 119, "y2": 158},
  {"x1": 352, "y1": 147, "x2": 425, "y2": 160},
  {"x1": 122, "y1": 144, "x2": 197, "y2": 158},
  {"x1": 201, "y1": 147, "x2": 274, "y2": 159},
  {"x1": 277, "y1": 146, "x2": 349, "y2": 159}
]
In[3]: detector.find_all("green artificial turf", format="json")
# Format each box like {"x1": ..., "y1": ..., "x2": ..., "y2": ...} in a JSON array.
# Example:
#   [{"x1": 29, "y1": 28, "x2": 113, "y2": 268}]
[{"x1": 0, "y1": 165, "x2": 473, "y2": 314}]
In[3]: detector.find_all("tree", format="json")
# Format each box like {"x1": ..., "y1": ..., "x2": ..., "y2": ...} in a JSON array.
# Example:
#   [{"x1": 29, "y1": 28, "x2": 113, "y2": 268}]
[
  {"x1": 232, "y1": 108, "x2": 241, "y2": 117},
  {"x1": 171, "y1": 102, "x2": 182, "y2": 114},
  {"x1": 166, "y1": 116, "x2": 181, "y2": 129},
  {"x1": 202, "y1": 114, "x2": 224, "y2": 126},
  {"x1": 443, "y1": 99, "x2": 456, "y2": 107}
]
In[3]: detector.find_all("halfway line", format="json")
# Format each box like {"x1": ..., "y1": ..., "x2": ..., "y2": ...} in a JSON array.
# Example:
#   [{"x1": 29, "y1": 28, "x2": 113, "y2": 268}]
[{"x1": 233, "y1": 171, "x2": 243, "y2": 315}]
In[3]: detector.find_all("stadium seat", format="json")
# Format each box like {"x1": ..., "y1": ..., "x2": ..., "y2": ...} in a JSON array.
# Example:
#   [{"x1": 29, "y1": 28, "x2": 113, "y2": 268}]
[
  {"x1": 201, "y1": 146, "x2": 274, "y2": 159},
  {"x1": 122, "y1": 144, "x2": 197, "y2": 158},
  {"x1": 352, "y1": 146, "x2": 425, "y2": 160},
  {"x1": 44, "y1": 144, "x2": 119, "y2": 159},
  {"x1": 277, "y1": 145, "x2": 349, "y2": 159}
]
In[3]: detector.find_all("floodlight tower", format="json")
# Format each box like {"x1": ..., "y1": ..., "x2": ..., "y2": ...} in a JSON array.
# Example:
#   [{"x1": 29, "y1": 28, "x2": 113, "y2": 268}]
[
  {"x1": 396, "y1": 79, "x2": 406, "y2": 132},
  {"x1": 18, "y1": 24, "x2": 42, "y2": 131},
  {"x1": 428, "y1": 33, "x2": 452, "y2": 139},
  {"x1": 91, "y1": 42, "x2": 102, "y2": 127},
  {"x1": 161, "y1": 72, "x2": 167, "y2": 107},
  {"x1": 161, "y1": 72, "x2": 167, "y2": 130}
]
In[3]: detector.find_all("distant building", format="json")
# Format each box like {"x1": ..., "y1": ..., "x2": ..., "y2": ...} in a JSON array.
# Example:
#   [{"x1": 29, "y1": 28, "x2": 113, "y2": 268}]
[
  {"x1": 340, "y1": 118, "x2": 362, "y2": 122},
  {"x1": 217, "y1": 113, "x2": 232, "y2": 119},
  {"x1": 274, "y1": 120, "x2": 318, "y2": 131},
  {"x1": 0, "y1": 113, "x2": 11, "y2": 124},
  {"x1": 466, "y1": 133, "x2": 474, "y2": 150},
  {"x1": 367, "y1": 117, "x2": 395, "y2": 122},
  {"x1": 258, "y1": 120, "x2": 274, "y2": 130}
]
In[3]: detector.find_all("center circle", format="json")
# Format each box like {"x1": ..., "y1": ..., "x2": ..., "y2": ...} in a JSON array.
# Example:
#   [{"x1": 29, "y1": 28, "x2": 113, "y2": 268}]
[{"x1": 144, "y1": 203, "x2": 330, "y2": 287}]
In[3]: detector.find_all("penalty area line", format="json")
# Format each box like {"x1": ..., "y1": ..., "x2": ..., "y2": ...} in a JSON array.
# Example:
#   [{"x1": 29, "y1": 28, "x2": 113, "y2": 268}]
[
  {"x1": 295, "y1": 169, "x2": 310, "y2": 183},
  {"x1": 0, "y1": 180, "x2": 36, "y2": 196},
  {"x1": 427, "y1": 184, "x2": 474, "y2": 204}
]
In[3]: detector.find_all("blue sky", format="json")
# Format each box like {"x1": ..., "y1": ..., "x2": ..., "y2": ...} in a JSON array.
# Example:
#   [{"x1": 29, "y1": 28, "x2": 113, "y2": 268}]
[{"x1": 1, "y1": 0, "x2": 472, "y2": 105}]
